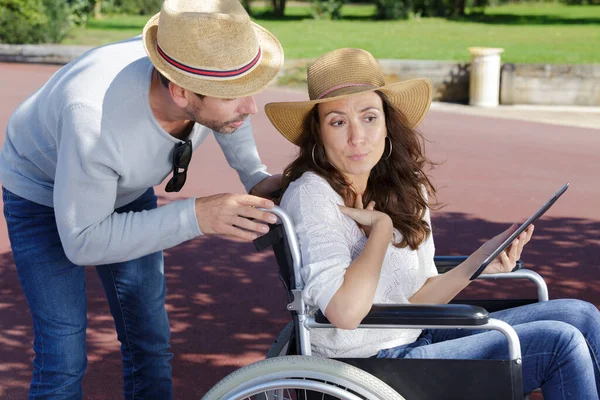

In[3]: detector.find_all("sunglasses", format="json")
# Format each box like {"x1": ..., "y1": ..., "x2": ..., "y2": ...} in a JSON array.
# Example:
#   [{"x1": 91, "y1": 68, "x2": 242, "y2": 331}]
[{"x1": 165, "y1": 139, "x2": 192, "y2": 193}]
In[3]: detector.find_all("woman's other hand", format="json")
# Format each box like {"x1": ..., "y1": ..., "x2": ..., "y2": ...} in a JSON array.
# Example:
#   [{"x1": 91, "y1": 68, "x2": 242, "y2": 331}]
[
  {"x1": 410, "y1": 223, "x2": 534, "y2": 305},
  {"x1": 475, "y1": 224, "x2": 534, "y2": 275}
]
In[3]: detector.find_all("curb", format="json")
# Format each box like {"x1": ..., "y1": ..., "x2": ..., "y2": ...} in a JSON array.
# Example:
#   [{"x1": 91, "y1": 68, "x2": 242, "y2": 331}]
[
  {"x1": 429, "y1": 102, "x2": 600, "y2": 130},
  {"x1": 0, "y1": 44, "x2": 92, "y2": 65},
  {"x1": 1, "y1": 43, "x2": 599, "y2": 129}
]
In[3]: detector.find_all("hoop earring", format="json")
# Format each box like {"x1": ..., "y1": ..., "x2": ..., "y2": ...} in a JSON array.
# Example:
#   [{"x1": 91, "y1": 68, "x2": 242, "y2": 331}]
[
  {"x1": 381, "y1": 136, "x2": 392, "y2": 160},
  {"x1": 311, "y1": 143, "x2": 319, "y2": 166}
]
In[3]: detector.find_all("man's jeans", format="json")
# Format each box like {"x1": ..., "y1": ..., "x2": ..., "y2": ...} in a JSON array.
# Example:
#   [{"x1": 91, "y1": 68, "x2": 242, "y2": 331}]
[
  {"x1": 377, "y1": 299, "x2": 600, "y2": 400},
  {"x1": 3, "y1": 187, "x2": 172, "y2": 399}
]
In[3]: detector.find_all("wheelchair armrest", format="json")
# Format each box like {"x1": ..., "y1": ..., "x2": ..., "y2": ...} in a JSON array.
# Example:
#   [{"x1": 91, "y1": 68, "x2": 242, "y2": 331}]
[
  {"x1": 315, "y1": 303, "x2": 489, "y2": 326},
  {"x1": 434, "y1": 255, "x2": 523, "y2": 274}
]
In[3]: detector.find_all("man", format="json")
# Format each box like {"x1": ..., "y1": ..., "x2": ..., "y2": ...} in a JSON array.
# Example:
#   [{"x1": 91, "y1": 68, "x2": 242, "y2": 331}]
[{"x1": 0, "y1": 0, "x2": 283, "y2": 398}]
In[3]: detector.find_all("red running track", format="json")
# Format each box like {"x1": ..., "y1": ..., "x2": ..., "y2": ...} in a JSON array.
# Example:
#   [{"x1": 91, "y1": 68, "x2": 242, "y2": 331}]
[{"x1": 0, "y1": 62, "x2": 599, "y2": 398}]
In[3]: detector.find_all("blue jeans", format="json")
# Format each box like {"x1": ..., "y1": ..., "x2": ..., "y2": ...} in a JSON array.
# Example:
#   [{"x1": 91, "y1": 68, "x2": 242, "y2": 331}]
[
  {"x1": 376, "y1": 299, "x2": 600, "y2": 399},
  {"x1": 3, "y1": 187, "x2": 172, "y2": 399}
]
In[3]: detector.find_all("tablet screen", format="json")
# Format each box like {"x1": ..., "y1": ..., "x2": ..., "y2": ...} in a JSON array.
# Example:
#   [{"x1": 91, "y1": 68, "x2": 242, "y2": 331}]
[{"x1": 469, "y1": 182, "x2": 569, "y2": 280}]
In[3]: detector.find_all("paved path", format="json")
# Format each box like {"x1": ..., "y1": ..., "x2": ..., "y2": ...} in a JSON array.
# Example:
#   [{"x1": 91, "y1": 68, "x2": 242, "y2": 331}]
[{"x1": 0, "y1": 63, "x2": 599, "y2": 399}]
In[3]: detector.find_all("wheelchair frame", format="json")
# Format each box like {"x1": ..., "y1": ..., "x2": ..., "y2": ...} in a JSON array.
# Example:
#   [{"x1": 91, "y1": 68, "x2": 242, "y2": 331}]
[
  {"x1": 203, "y1": 205, "x2": 550, "y2": 400},
  {"x1": 271, "y1": 205, "x2": 546, "y2": 361}
]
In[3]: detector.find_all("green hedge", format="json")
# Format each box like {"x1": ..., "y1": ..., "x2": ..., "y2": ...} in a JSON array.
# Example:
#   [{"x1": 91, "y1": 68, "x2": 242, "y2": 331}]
[
  {"x1": 0, "y1": 0, "x2": 48, "y2": 44},
  {"x1": 101, "y1": 0, "x2": 162, "y2": 15},
  {"x1": 0, "y1": 0, "x2": 75, "y2": 44}
]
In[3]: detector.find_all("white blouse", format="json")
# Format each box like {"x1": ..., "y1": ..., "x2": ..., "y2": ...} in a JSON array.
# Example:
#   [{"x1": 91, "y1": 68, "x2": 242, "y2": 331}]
[{"x1": 281, "y1": 172, "x2": 438, "y2": 358}]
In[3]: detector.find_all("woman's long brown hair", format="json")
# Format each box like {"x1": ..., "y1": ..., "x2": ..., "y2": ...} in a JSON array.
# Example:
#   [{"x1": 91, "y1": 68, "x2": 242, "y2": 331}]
[{"x1": 281, "y1": 90, "x2": 438, "y2": 250}]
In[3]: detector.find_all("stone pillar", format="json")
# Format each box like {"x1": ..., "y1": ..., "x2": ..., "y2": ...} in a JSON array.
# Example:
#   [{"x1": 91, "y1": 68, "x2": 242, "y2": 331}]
[{"x1": 468, "y1": 47, "x2": 504, "y2": 107}]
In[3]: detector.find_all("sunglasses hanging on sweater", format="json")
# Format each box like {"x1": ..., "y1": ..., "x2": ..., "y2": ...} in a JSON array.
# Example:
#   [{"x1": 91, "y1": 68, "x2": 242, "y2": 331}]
[{"x1": 165, "y1": 139, "x2": 192, "y2": 193}]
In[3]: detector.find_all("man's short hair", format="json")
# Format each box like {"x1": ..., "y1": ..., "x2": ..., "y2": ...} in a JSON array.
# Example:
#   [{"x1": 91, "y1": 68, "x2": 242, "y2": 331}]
[{"x1": 154, "y1": 68, "x2": 205, "y2": 99}]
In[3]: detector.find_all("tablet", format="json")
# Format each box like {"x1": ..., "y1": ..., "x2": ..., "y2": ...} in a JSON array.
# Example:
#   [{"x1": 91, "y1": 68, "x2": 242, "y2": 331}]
[{"x1": 469, "y1": 182, "x2": 569, "y2": 280}]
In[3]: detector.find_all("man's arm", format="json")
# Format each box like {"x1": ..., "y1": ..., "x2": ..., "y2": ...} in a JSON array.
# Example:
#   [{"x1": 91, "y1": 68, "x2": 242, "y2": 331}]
[
  {"x1": 212, "y1": 117, "x2": 270, "y2": 193},
  {"x1": 53, "y1": 102, "x2": 201, "y2": 266}
]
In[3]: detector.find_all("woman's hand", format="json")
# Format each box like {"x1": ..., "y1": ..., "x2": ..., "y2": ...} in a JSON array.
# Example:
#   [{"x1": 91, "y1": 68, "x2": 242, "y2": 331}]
[
  {"x1": 472, "y1": 224, "x2": 534, "y2": 275},
  {"x1": 345, "y1": 194, "x2": 377, "y2": 236},
  {"x1": 328, "y1": 198, "x2": 393, "y2": 329},
  {"x1": 339, "y1": 197, "x2": 392, "y2": 239}
]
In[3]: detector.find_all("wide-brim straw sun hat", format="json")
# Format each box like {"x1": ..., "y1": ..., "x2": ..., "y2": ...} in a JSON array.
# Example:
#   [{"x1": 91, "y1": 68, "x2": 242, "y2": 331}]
[
  {"x1": 265, "y1": 48, "x2": 432, "y2": 145},
  {"x1": 143, "y1": 0, "x2": 284, "y2": 98}
]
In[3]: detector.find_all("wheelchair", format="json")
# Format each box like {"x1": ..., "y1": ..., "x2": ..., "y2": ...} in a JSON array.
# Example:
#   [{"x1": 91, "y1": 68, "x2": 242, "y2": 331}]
[{"x1": 202, "y1": 206, "x2": 549, "y2": 400}]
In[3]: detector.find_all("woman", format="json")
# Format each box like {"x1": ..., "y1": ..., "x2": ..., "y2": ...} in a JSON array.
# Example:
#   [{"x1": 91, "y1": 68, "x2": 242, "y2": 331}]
[{"x1": 265, "y1": 48, "x2": 600, "y2": 399}]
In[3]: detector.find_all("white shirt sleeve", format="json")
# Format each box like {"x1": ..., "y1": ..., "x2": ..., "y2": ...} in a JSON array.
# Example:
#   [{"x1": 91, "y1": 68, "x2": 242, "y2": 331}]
[{"x1": 281, "y1": 176, "x2": 351, "y2": 313}]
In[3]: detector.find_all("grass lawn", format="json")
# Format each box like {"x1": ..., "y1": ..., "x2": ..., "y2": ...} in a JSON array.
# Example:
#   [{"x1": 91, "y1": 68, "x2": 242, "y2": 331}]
[{"x1": 62, "y1": 3, "x2": 600, "y2": 64}]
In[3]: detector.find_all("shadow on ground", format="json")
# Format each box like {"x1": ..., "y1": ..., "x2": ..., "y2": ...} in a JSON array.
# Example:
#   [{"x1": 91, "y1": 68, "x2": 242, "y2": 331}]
[
  {"x1": 0, "y1": 213, "x2": 598, "y2": 398},
  {"x1": 433, "y1": 212, "x2": 600, "y2": 302},
  {"x1": 252, "y1": 9, "x2": 600, "y2": 25},
  {"x1": 450, "y1": 12, "x2": 600, "y2": 26}
]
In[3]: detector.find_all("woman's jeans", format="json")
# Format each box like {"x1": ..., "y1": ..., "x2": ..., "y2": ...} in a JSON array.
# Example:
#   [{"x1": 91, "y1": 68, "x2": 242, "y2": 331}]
[
  {"x1": 3, "y1": 187, "x2": 172, "y2": 399},
  {"x1": 377, "y1": 299, "x2": 600, "y2": 400}
]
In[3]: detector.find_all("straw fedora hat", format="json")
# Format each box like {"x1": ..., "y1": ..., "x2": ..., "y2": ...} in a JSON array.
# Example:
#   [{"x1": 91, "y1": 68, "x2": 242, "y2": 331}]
[
  {"x1": 143, "y1": 0, "x2": 284, "y2": 98},
  {"x1": 265, "y1": 48, "x2": 432, "y2": 145}
]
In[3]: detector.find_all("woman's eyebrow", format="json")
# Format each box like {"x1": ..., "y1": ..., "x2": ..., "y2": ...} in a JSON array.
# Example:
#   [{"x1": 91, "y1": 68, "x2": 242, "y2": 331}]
[
  {"x1": 360, "y1": 106, "x2": 381, "y2": 113},
  {"x1": 324, "y1": 106, "x2": 381, "y2": 117}
]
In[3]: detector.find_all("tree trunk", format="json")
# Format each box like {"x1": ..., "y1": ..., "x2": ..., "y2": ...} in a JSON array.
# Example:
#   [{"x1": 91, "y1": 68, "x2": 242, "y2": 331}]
[
  {"x1": 94, "y1": 0, "x2": 103, "y2": 19},
  {"x1": 454, "y1": 0, "x2": 466, "y2": 16},
  {"x1": 274, "y1": 0, "x2": 286, "y2": 17}
]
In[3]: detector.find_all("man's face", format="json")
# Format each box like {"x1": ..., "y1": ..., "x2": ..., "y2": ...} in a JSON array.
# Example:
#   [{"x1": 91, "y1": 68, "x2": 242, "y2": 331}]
[{"x1": 185, "y1": 94, "x2": 258, "y2": 134}]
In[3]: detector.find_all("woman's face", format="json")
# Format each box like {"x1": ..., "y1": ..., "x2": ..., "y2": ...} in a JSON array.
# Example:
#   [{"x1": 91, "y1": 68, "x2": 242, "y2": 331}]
[{"x1": 318, "y1": 91, "x2": 387, "y2": 189}]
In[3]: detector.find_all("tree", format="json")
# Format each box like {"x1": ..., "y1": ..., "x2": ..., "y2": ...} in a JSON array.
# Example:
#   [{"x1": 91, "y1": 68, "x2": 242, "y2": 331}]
[
  {"x1": 271, "y1": 0, "x2": 286, "y2": 17},
  {"x1": 94, "y1": 0, "x2": 102, "y2": 18}
]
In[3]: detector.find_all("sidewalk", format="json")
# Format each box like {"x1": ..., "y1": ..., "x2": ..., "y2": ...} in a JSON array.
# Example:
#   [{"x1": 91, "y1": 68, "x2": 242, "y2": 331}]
[
  {"x1": 430, "y1": 102, "x2": 600, "y2": 130},
  {"x1": 1, "y1": 43, "x2": 600, "y2": 130}
]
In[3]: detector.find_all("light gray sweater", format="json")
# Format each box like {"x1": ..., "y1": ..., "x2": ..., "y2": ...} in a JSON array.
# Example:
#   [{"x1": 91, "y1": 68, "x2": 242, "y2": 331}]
[{"x1": 0, "y1": 36, "x2": 269, "y2": 266}]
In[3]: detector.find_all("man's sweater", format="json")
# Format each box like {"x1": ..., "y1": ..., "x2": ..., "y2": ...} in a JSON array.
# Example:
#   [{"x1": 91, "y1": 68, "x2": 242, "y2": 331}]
[{"x1": 0, "y1": 36, "x2": 269, "y2": 266}]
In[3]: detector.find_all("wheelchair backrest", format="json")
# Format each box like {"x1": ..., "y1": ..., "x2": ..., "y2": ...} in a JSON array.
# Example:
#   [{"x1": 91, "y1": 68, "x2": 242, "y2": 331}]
[{"x1": 254, "y1": 222, "x2": 297, "y2": 305}]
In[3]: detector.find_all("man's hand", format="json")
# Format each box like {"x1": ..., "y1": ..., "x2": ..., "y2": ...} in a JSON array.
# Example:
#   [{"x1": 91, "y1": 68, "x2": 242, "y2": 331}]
[
  {"x1": 195, "y1": 194, "x2": 277, "y2": 241},
  {"x1": 249, "y1": 174, "x2": 283, "y2": 199}
]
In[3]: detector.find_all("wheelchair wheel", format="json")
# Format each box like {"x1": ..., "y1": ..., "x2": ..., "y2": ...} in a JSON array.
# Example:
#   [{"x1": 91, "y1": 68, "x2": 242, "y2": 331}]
[{"x1": 201, "y1": 355, "x2": 404, "y2": 400}]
